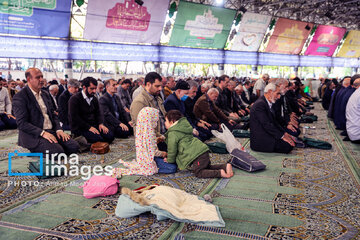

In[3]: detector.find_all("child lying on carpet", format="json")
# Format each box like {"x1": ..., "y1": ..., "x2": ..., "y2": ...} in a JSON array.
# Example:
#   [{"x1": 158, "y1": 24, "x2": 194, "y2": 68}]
[{"x1": 163, "y1": 110, "x2": 233, "y2": 178}]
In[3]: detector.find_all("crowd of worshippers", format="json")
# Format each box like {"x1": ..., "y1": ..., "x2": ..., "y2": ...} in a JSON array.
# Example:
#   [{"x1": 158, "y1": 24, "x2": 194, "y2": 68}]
[
  {"x1": 2, "y1": 68, "x2": 359, "y2": 177},
  {"x1": 319, "y1": 74, "x2": 360, "y2": 144}
]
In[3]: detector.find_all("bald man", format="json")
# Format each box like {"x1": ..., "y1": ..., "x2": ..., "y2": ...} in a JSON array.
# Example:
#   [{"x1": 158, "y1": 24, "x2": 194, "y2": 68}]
[{"x1": 12, "y1": 68, "x2": 79, "y2": 156}]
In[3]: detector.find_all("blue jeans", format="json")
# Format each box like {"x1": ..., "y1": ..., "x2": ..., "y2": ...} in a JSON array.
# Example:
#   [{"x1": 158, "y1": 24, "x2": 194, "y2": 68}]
[{"x1": 154, "y1": 157, "x2": 177, "y2": 174}]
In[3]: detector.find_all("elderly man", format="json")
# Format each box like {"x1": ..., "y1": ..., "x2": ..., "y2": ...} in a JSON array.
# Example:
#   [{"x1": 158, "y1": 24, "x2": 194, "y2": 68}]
[
  {"x1": 117, "y1": 78, "x2": 132, "y2": 123},
  {"x1": 345, "y1": 77, "x2": 360, "y2": 143},
  {"x1": 163, "y1": 76, "x2": 176, "y2": 99},
  {"x1": 95, "y1": 80, "x2": 104, "y2": 99},
  {"x1": 0, "y1": 80, "x2": 17, "y2": 130},
  {"x1": 250, "y1": 83, "x2": 294, "y2": 153},
  {"x1": 164, "y1": 80, "x2": 190, "y2": 114},
  {"x1": 58, "y1": 79, "x2": 80, "y2": 130},
  {"x1": 69, "y1": 77, "x2": 114, "y2": 143},
  {"x1": 12, "y1": 68, "x2": 79, "y2": 155},
  {"x1": 253, "y1": 73, "x2": 269, "y2": 98},
  {"x1": 193, "y1": 88, "x2": 236, "y2": 130},
  {"x1": 100, "y1": 79, "x2": 132, "y2": 139},
  {"x1": 49, "y1": 84, "x2": 59, "y2": 110}
]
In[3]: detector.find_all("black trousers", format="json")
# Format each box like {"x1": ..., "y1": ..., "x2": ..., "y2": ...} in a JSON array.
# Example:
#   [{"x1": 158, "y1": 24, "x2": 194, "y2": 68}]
[
  {"x1": 29, "y1": 130, "x2": 80, "y2": 156},
  {"x1": 191, "y1": 152, "x2": 227, "y2": 178},
  {"x1": 274, "y1": 139, "x2": 293, "y2": 154},
  {"x1": 0, "y1": 113, "x2": 17, "y2": 130}
]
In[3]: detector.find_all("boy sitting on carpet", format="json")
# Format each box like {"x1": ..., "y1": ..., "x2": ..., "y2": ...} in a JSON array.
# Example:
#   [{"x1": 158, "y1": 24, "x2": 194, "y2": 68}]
[{"x1": 164, "y1": 110, "x2": 233, "y2": 178}]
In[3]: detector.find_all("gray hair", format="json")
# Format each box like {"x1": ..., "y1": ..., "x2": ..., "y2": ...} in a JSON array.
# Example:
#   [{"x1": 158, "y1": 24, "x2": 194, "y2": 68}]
[
  {"x1": 68, "y1": 79, "x2": 80, "y2": 88},
  {"x1": 49, "y1": 84, "x2": 59, "y2": 91},
  {"x1": 187, "y1": 80, "x2": 198, "y2": 89},
  {"x1": 201, "y1": 82, "x2": 212, "y2": 90},
  {"x1": 264, "y1": 83, "x2": 277, "y2": 93},
  {"x1": 207, "y1": 88, "x2": 219, "y2": 95},
  {"x1": 275, "y1": 78, "x2": 288, "y2": 86}
]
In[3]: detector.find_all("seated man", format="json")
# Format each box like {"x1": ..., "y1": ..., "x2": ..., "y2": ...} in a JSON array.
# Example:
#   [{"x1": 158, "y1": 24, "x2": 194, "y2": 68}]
[
  {"x1": 48, "y1": 84, "x2": 59, "y2": 111},
  {"x1": 12, "y1": 68, "x2": 79, "y2": 155},
  {"x1": 58, "y1": 79, "x2": 80, "y2": 130},
  {"x1": 0, "y1": 80, "x2": 17, "y2": 130},
  {"x1": 69, "y1": 77, "x2": 114, "y2": 143},
  {"x1": 345, "y1": 77, "x2": 360, "y2": 143},
  {"x1": 164, "y1": 80, "x2": 190, "y2": 114},
  {"x1": 163, "y1": 76, "x2": 176, "y2": 99},
  {"x1": 100, "y1": 79, "x2": 132, "y2": 138},
  {"x1": 130, "y1": 72, "x2": 167, "y2": 136},
  {"x1": 193, "y1": 88, "x2": 237, "y2": 131},
  {"x1": 216, "y1": 75, "x2": 241, "y2": 122},
  {"x1": 250, "y1": 83, "x2": 295, "y2": 153},
  {"x1": 116, "y1": 78, "x2": 132, "y2": 123},
  {"x1": 334, "y1": 76, "x2": 356, "y2": 130}
]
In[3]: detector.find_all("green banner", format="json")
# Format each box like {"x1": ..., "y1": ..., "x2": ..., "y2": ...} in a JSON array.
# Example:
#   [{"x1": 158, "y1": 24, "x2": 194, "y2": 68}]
[{"x1": 169, "y1": 1, "x2": 236, "y2": 49}]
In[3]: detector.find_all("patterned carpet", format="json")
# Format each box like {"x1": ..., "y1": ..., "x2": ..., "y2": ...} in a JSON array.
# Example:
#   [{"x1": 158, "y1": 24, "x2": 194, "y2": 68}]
[{"x1": 1, "y1": 103, "x2": 360, "y2": 239}]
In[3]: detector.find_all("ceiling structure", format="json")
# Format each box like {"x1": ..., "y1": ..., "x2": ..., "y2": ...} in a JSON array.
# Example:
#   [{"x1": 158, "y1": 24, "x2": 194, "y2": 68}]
[{"x1": 185, "y1": 0, "x2": 360, "y2": 30}]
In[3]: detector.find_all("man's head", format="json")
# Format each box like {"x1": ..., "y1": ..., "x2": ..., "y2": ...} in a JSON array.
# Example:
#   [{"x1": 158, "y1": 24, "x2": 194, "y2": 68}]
[
  {"x1": 243, "y1": 81, "x2": 251, "y2": 89},
  {"x1": 49, "y1": 84, "x2": 59, "y2": 97},
  {"x1": 227, "y1": 80, "x2": 237, "y2": 92},
  {"x1": 16, "y1": 79, "x2": 24, "y2": 88},
  {"x1": 207, "y1": 88, "x2": 219, "y2": 102},
  {"x1": 161, "y1": 76, "x2": 167, "y2": 87},
  {"x1": 67, "y1": 79, "x2": 80, "y2": 95},
  {"x1": 342, "y1": 77, "x2": 351, "y2": 87},
  {"x1": 235, "y1": 85, "x2": 244, "y2": 95},
  {"x1": 174, "y1": 80, "x2": 190, "y2": 99},
  {"x1": 82, "y1": 77, "x2": 98, "y2": 98},
  {"x1": 25, "y1": 68, "x2": 43, "y2": 92},
  {"x1": 166, "y1": 76, "x2": 176, "y2": 89},
  {"x1": 121, "y1": 79, "x2": 132, "y2": 90},
  {"x1": 104, "y1": 79, "x2": 117, "y2": 95},
  {"x1": 351, "y1": 74, "x2": 360, "y2": 87},
  {"x1": 60, "y1": 79, "x2": 66, "y2": 85},
  {"x1": 187, "y1": 80, "x2": 199, "y2": 99},
  {"x1": 165, "y1": 110, "x2": 183, "y2": 129},
  {"x1": 201, "y1": 82, "x2": 212, "y2": 93},
  {"x1": 262, "y1": 74, "x2": 270, "y2": 83},
  {"x1": 218, "y1": 75, "x2": 230, "y2": 89},
  {"x1": 353, "y1": 78, "x2": 360, "y2": 89},
  {"x1": 8, "y1": 80, "x2": 16, "y2": 90},
  {"x1": 264, "y1": 83, "x2": 280, "y2": 103},
  {"x1": 275, "y1": 78, "x2": 289, "y2": 95},
  {"x1": 96, "y1": 80, "x2": 104, "y2": 94},
  {"x1": 144, "y1": 72, "x2": 162, "y2": 96}
]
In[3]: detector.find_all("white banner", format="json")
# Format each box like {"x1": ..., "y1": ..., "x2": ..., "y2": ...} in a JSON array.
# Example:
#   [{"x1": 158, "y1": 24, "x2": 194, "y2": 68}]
[
  {"x1": 231, "y1": 12, "x2": 271, "y2": 52},
  {"x1": 84, "y1": 0, "x2": 169, "y2": 44}
]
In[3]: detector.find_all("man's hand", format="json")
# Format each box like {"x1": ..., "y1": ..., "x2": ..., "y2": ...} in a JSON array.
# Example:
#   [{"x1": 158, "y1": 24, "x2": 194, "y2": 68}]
[
  {"x1": 229, "y1": 119, "x2": 236, "y2": 125},
  {"x1": 282, "y1": 134, "x2": 295, "y2": 147},
  {"x1": 6, "y1": 114, "x2": 15, "y2": 119},
  {"x1": 287, "y1": 124, "x2": 296, "y2": 132},
  {"x1": 229, "y1": 112, "x2": 239, "y2": 118},
  {"x1": 197, "y1": 121, "x2": 208, "y2": 130},
  {"x1": 156, "y1": 135, "x2": 165, "y2": 144},
  {"x1": 119, "y1": 123, "x2": 129, "y2": 131},
  {"x1": 201, "y1": 120, "x2": 212, "y2": 128},
  {"x1": 162, "y1": 151, "x2": 167, "y2": 158},
  {"x1": 193, "y1": 128, "x2": 199, "y2": 136},
  {"x1": 56, "y1": 130, "x2": 70, "y2": 142},
  {"x1": 89, "y1": 126, "x2": 100, "y2": 135},
  {"x1": 99, "y1": 124, "x2": 109, "y2": 134},
  {"x1": 125, "y1": 107, "x2": 130, "y2": 113},
  {"x1": 42, "y1": 132, "x2": 58, "y2": 143},
  {"x1": 128, "y1": 121, "x2": 133, "y2": 127}
]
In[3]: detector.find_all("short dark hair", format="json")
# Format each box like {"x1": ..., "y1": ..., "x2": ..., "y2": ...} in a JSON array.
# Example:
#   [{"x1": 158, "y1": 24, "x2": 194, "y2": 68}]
[
  {"x1": 104, "y1": 79, "x2": 115, "y2": 88},
  {"x1": 145, "y1": 72, "x2": 162, "y2": 85},
  {"x1": 244, "y1": 80, "x2": 250, "y2": 86},
  {"x1": 122, "y1": 79, "x2": 132, "y2": 85},
  {"x1": 219, "y1": 75, "x2": 229, "y2": 83},
  {"x1": 82, "y1": 77, "x2": 98, "y2": 88},
  {"x1": 165, "y1": 110, "x2": 183, "y2": 123}
]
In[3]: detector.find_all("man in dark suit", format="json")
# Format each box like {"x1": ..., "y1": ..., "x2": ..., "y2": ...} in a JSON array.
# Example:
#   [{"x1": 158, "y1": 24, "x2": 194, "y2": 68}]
[
  {"x1": 69, "y1": 77, "x2": 114, "y2": 143},
  {"x1": 12, "y1": 68, "x2": 79, "y2": 155},
  {"x1": 58, "y1": 79, "x2": 80, "y2": 130},
  {"x1": 99, "y1": 79, "x2": 132, "y2": 138},
  {"x1": 250, "y1": 83, "x2": 295, "y2": 153}
]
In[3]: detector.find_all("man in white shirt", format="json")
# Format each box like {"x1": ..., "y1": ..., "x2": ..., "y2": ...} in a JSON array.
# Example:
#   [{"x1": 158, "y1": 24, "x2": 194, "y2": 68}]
[
  {"x1": 253, "y1": 73, "x2": 269, "y2": 98},
  {"x1": 346, "y1": 76, "x2": 360, "y2": 143}
]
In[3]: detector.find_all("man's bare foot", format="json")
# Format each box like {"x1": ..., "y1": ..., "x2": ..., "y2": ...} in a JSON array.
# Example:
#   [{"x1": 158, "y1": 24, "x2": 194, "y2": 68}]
[
  {"x1": 220, "y1": 169, "x2": 231, "y2": 178},
  {"x1": 226, "y1": 163, "x2": 234, "y2": 177}
]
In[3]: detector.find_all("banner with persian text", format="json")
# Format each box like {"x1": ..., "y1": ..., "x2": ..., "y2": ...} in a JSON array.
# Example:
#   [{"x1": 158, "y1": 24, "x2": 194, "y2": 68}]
[
  {"x1": 231, "y1": 12, "x2": 271, "y2": 52},
  {"x1": 169, "y1": 1, "x2": 236, "y2": 49},
  {"x1": 84, "y1": 0, "x2": 169, "y2": 44},
  {"x1": 305, "y1": 25, "x2": 346, "y2": 57},
  {"x1": 336, "y1": 30, "x2": 360, "y2": 58},
  {"x1": 265, "y1": 18, "x2": 313, "y2": 55},
  {"x1": 0, "y1": 0, "x2": 71, "y2": 37}
]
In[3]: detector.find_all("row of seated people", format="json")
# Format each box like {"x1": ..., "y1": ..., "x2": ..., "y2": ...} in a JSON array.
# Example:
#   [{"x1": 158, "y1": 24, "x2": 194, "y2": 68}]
[{"x1": 321, "y1": 75, "x2": 360, "y2": 143}]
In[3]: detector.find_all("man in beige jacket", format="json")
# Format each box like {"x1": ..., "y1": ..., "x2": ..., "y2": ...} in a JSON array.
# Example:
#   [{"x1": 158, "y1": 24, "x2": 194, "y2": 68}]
[{"x1": 130, "y1": 72, "x2": 167, "y2": 137}]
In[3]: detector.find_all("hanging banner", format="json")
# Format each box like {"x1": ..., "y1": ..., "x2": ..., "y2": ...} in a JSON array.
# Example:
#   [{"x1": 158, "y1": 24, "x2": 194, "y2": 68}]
[
  {"x1": 265, "y1": 18, "x2": 313, "y2": 55},
  {"x1": 336, "y1": 30, "x2": 360, "y2": 58},
  {"x1": 84, "y1": 0, "x2": 169, "y2": 44},
  {"x1": 231, "y1": 12, "x2": 271, "y2": 52},
  {"x1": 169, "y1": 1, "x2": 236, "y2": 49},
  {"x1": 304, "y1": 25, "x2": 346, "y2": 57},
  {"x1": 0, "y1": 0, "x2": 71, "y2": 38}
]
